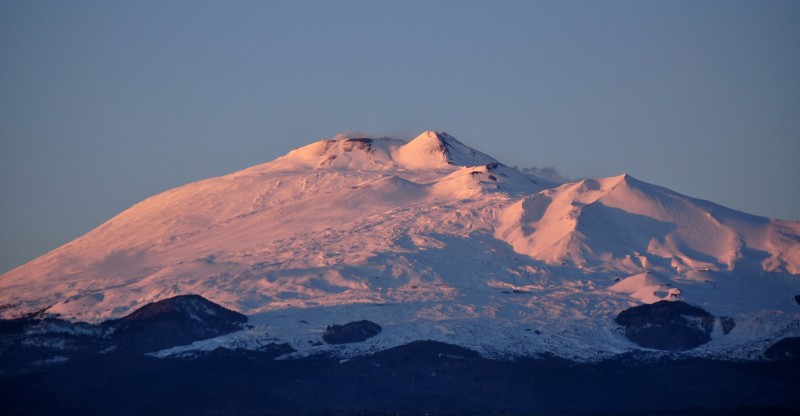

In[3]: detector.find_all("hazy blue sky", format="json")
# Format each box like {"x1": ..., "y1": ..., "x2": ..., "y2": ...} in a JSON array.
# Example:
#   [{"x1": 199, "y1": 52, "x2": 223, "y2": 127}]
[{"x1": 1, "y1": 1, "x2": 799, "y2": 273}]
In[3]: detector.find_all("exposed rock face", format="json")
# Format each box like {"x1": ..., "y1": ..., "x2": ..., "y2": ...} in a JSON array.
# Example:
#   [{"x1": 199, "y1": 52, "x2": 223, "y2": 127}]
[
  {"x1": 322, "y1": 320, "x2": 381, "y2": 344},
  {"x1": 720, "y1": 316, "x2": 736, "y2": 335},
  {"x1": 105, "y1": 294, "x2": 247, "y2": 352},
  {"x1": 765, "y1": 337, "x2": 800, "y2": 361},
  {"x1": 0, "y1": 295, "x2": 249, "y2": 374},
  {"x1": 615, "y1": 301, "x2": 714, "y2": 351}
]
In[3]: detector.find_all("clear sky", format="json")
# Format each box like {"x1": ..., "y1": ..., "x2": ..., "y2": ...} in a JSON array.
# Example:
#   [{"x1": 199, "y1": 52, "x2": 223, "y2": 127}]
[{"x1": 1, "y1": 0, "x2": 799, "y2": 274}]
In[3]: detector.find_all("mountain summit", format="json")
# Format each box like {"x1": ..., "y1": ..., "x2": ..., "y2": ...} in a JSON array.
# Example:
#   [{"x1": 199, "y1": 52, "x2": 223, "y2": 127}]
[
  {"x1": 1, "y1": 131, "x2": 798, "y2": 360},
  {"x1": 395, "y1": 131, "x2": 498, "y2": 168},
  {"x1": 263, "y1": 130, "x2": 498, "y2": 171}
]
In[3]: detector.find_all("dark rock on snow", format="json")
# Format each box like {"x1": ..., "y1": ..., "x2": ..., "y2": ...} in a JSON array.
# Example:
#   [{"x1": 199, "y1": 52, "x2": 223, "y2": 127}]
[
  {"x1": 720, "y1": 316, "x2": 736, "y2": 335},
  {"x1": 0, "y1": 295, "x2": 249, "y2": 375},
  {"x1": 322, "y1": 320, "x2": 381, "y2": 344},
  {"x1": 2, "y1": 294, "x2": 800, "y2": 415},
  {"x1": 104, "y1": 294, "x2": 247, "y2": 353},
  {"x1": 765, "y1": 337, "x2": 800, "y2": 361},
  {"x1": 615, "y1": 300, "x2": 714, "y2": 351}
]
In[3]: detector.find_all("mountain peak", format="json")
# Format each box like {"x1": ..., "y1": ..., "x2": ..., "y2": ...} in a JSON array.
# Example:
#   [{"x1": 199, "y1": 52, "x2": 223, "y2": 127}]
[
  {"x1": 415, "y1": 130, "x2": 446, "y2": 140},
  {"x1": 265, "y1": 136, "x2": 404, "y2": 171},
  {"x1": 1, "y1": 129, "x2": 798, "y2": 362},
  {"x1": 395, "y1": 130, "x2": 497, "y2": 169},
  {"x1": 409, "y1": 130, "x2": 462, "y2": 147},
  {"x1": 263, "y1": 131, "x2": 500, "y2": 171}
]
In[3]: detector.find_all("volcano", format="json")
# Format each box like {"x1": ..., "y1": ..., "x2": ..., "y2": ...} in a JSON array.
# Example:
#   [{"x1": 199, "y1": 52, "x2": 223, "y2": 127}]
[{"x1": 1, "y1": 131, "x2": 798, "y2": 361}]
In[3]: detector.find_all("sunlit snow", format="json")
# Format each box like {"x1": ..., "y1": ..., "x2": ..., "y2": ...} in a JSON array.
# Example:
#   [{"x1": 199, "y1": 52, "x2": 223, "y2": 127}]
[{"x1": 1, "y1": 131, "x2": 798, "y2": 360}]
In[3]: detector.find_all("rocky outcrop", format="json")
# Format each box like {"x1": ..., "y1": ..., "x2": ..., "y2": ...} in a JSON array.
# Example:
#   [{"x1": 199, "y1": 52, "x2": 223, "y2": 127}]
[
  {"x1": 720, "y1": 316, "x2": 736, "y2": 335},
  {"x1": 322, "y1": 320, "x2": 381, "y2": 344},
  {"x1": 615, "y1": 301, "x2": 714, "y2": 351},
  {"x1": 104, "y1": 294, "x2": 247, "y2": 353},
  {"x1": 765, "y1": 337, "x2": 800, "y2": 361}
]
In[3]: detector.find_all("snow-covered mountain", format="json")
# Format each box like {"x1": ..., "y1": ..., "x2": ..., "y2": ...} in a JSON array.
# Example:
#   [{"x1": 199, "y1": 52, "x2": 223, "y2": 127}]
[{"x1": 2, "y1": 131, "x2": 799, "y2": 361}]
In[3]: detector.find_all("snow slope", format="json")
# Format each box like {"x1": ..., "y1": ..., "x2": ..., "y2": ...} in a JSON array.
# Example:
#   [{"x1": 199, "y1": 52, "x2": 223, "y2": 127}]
[{"x1": 1, "y1": 131, "x2": 798, "y2": 360}]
